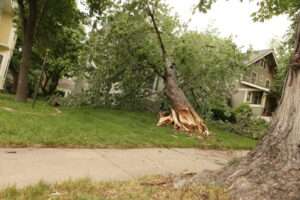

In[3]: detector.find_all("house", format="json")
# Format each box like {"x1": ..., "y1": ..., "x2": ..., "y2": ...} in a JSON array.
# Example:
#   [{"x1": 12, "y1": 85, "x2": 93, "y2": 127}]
[
  {"x1": 57, "y1": 77, "x2": 90, "y2": 97},
  {"x1": 231, "y1": 49, "x2": 278, "y2": 118},
  {"x1": 0, "y1": 0, "x2": 17, "y2": 90}
]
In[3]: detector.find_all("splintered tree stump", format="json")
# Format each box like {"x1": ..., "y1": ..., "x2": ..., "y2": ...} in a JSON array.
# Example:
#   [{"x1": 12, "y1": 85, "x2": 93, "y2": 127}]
[
  {"x1": 147, "y1": 5, "x2": 209, "y2": 137},
  {"x1": 156, "y1": 61, "x2": 209, "y2": 137},
  {"x1": 157, "y1": 108, "x2": 209, "y2": 137}
]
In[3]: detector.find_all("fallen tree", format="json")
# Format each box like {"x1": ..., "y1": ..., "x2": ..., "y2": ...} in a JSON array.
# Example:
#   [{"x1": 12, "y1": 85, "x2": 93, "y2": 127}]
[{"x1": 147, "y1": 4, "x2": 209, "y2": 137}]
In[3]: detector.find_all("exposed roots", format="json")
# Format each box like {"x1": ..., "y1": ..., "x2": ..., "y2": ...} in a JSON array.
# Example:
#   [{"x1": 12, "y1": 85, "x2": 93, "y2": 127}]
[
  {"x1": 217, "y1": 156, "x2": 300, "y2": 200},
  {"x1": 173, "y1": 153, "x2": 300, "y2": 200}
]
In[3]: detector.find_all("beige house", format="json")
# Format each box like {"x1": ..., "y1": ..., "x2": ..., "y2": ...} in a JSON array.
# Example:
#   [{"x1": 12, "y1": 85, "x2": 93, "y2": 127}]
[
  {"x1": 0, "y1": 0, "x2": 17, "y2": 90},
  {"x1": 231, "y1": 49, "x2": 277, "y2": 117}
]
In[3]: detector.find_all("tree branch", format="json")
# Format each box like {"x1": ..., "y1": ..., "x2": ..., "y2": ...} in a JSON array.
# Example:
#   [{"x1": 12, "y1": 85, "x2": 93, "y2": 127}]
[
  {"x1": 148, "y1": 62, "x2": 165, "y2": 80},
  {"x1": 146, "y1": 4, "x2": 167, "y2": 63},
  {"x1": 28, "y1": 0, "x2": 38, "y2": 34},
  {"x1": 293, "y1": 14, "x2": 300, "y2": 55},
  {"x1": 34, "y1": 0, "x2": 49, "y2": 38}
]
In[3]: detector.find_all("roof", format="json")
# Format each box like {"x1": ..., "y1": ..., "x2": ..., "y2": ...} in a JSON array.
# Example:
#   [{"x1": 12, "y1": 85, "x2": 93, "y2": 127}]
[
  {"x1": 246, "y1": 49, "x2": 278, "y2": 67},
  {"x1": 240, "y1": 81, "x2": 270, "y2": 92}
]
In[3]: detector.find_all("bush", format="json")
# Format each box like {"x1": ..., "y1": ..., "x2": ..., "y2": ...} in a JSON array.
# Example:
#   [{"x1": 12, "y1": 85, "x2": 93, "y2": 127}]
[
  {"x1": 232, "y1": 104, "x2": 268, "y2": 139},
  {"x1": 210, "y1": 104, "x2": 268, "y2": 140},
  {"x1": 49, "y1": 91, "x2": 93, "y2": 107},
  {"x1": 211, "y1": 107, "x2": 236, "y2": 123}
]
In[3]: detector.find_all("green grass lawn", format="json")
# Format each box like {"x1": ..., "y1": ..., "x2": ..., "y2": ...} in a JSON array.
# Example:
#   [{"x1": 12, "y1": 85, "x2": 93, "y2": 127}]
[
  {"x1": 0, "y1": 177, "x2": 229, "y2": 200},
  {"x1": 0, "y1": 94, "x2": 256, "y2": 149}
]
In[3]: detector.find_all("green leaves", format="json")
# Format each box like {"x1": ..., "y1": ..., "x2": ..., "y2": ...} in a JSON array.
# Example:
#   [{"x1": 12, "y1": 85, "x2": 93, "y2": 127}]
[
  {"x1": 197, "y1": 0, "x2": 217, "y2": 13},
  {"x1": 174, "y1": 31, "x2": 245, "y2": 116},
  {"x1": 249, "y1": 0, "x2": 300, "y2": 21},
  {"x1": 85, "y1": 0, "x2": 245, "y2": 113}
]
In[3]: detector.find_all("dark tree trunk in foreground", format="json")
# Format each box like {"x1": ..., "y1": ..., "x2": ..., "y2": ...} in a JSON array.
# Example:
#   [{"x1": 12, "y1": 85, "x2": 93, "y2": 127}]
[
  {"x1": 16, "y1": 32, "x2": 34, "y2": 101},
  {"x1": 147, "y1": 6, "x2": 209, "y2": 137},
  {"x1": 16, "y1": 0, "x2": 38, "y2": 102},
  {"x1": 217, "y1": 17, "x2": 300, "y2": 200}
]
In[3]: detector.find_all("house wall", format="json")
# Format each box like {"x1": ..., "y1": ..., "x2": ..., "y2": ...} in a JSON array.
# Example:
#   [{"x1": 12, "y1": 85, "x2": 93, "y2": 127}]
[
  {"x1": 0, "y1": 13, "x2": 13, "y2": 46},
  {"x1": 250, "y1": 105, "x2": 264, "y2": 116},
  {"x1": 230, "y1": 54, "x2": 277, "y2": 117},
  {"x1": 0, "y1": 2, "x2": 16, "y2": 90},
  {"x1": 231, "y1": 89, "x2": 246, "y2": 108},
  {"x1": 231, "y1": 83, "x2": 266, "y2": 116},
  {"x1": 243, "y1": 56, "x2": 274, "y2": 88}
]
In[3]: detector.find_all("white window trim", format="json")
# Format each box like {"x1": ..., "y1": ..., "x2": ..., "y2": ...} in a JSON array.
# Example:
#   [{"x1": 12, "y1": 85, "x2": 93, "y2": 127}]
[
  {"x1": 244, "y1": 90, "x2": 264, "y2": 106},
  {"x1": 249, "y1": 104, "x2": 264, "y2": 108},
  {"x1": 241, "y1": 81, "x2": 270, "y2": 92},
  {"x1": 265, "y1": 79, "x2": 271, "y2": 88}
]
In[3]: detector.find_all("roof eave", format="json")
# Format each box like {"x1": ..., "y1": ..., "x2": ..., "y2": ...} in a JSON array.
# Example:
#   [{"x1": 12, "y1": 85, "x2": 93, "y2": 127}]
[{"x1": 240, "y1": 81, "x2": 271, "y2": 92}]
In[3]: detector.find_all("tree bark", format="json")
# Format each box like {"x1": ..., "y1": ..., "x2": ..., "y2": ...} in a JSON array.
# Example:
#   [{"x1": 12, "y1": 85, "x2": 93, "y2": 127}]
[
  {"x1": 147, "y1": 5, "x2": 209, "y2": 136},
  {"x1": 16, "y1": 0, "x2": 38, "y2": 102},
  {"x1": 16, "y1": 33, "x2": 34, "y2": 101},
  {"x1": 216, "y1": 16, "x2": 300, "y2": 200}
]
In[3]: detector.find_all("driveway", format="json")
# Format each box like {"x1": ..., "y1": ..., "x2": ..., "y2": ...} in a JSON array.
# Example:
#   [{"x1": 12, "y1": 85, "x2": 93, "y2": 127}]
[{"x1": 0, "y1": 148, "x2": 247, "y2": 188}]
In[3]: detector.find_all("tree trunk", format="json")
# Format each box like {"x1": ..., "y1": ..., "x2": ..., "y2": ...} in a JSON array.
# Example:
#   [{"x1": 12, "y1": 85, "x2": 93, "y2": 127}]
[
  {"x1": 48, "y1": 74, "x2": 60, "y2": 95},
  {"x1": 147, "y1": 5, "x2": 208, "y2": 137},
  {"x1": 216, "y1": 17, "x2": 300, "y2": 200},
  {"x1": 16, "y1": 33, "x2": 34, "y2": 101},
  {"x1": 157, "y1": 61, "x2": 209, "y2": 136},
  {"x1": 15, "y1": 0, "x2": 37, "y2": 102}
]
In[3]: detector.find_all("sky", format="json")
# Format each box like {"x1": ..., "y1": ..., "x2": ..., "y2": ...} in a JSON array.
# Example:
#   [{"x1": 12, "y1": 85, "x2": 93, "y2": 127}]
[
  {"x1": 164, "y1": 0, "x2": 291, "y2": 50},
  {"x1": 78, "y1": 0, "x2": 291, "y2": 50}
]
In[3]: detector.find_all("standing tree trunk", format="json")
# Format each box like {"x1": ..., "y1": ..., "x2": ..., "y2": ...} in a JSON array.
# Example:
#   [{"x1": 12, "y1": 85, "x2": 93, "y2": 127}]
[
  {"x1": 147, "y1": 5, "x2": 209, "y2": 137},
  {"x1": 16, "y1": 32, "x2": 35, "y2": 101},
  {"x1": 216, "y1": 16, "x2": 300, "y2": 200},
  {"x1": 16, "y1": 0, "x2": 38, "y2": 102}
]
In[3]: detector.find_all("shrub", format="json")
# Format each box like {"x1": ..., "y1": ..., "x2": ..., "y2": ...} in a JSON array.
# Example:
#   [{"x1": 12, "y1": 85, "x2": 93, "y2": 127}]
[
  {"x1": 232, "y1": 104, "x2": 268, "y2": 139},
  {"x1": 210, "y1": 104, "x2": 268, "y2": 140},
  {"x1": 211, "y1": 107, "x2": 236, "y2": 123}
]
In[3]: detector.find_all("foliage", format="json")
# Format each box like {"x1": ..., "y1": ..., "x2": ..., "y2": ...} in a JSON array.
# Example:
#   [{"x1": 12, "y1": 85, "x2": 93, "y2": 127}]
[
  {"x1": 83, "y1": 0, "x2": 245, "y2": 114},
  {"x1": 270, "y1": 39, "x2": 291, "y2": 100},
  {"x1": 197, "y1": 0, "x2": 217, "y2": 13},
  {"x1": 174, "y1": 31, "x2": 246, "y2": 116},
  {"x1": 10, "y1": 0, "x2": 85, "y2": 97},
  {"x1": 210, "y1": 105, "x2": 236, "y2": 123},
  {"x1": 0, "y1": 94, "x2": 256, "y2": 149},
  {"x1": 212, "y1": 104, "x2": 268, "y2": 140},
  {"x1": 85, "y1": 0, "x2": 177, "y2": 109},
  {"x1": 252, "y1": 0, "x2": 300, "y2": 21},
  {"x1": 196, "y1": 0, "x2": 300, "y2": 21}
]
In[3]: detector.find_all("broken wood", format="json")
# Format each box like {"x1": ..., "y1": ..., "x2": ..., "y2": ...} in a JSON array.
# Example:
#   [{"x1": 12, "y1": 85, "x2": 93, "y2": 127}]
[{"x1": 147, "y1": 4, "x2": 209, "y2": 137}]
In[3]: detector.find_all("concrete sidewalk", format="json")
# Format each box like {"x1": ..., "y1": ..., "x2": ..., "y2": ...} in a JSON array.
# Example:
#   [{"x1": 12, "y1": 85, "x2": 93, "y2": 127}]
[{"x1": 0, "y1": 148, "x2": 247, "y2": 188}]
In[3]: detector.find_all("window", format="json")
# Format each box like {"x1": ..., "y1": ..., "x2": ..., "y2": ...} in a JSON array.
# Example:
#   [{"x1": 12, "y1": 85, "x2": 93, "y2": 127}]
[
  {"x1": 266, "y1": 80, "x2": 270, "y2": 88},
  {"x1": 251, "y1": 91, "x2": 263, "y2": 105},
  {"x1": 251, "y1": 72, "x2": 257, "y2": 83},
  {"x1": 246, "y1": 92, "x2": 251, "y2": 102},
  {"x1": 261, "y1": 59, "x2": 265, "y2": 68},
  {"x1": 246, "y1": 91, "x2": 263, "y2": 105}
]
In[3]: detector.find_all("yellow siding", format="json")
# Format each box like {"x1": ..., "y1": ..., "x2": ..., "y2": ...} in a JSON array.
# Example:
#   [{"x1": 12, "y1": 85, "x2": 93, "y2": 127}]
[
  {"x1": 0, "y1": 12, "x2": 13, "y2": 47},
  {"x1": 0, "y1": 3, "x2": 16, "y2": 90}
]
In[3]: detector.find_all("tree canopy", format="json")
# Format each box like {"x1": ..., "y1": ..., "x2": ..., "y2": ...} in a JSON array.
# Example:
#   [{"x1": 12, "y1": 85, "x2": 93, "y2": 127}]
[{"x1": 84, "y1": 0, "x2": 245, "y2": 115}]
